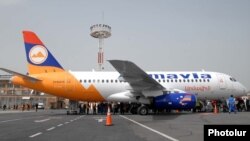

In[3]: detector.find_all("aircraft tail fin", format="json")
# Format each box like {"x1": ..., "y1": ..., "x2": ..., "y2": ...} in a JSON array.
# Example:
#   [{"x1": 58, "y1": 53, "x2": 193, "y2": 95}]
[{"x1": 23, "y1": 31, "x2": 64, "y2": 74}]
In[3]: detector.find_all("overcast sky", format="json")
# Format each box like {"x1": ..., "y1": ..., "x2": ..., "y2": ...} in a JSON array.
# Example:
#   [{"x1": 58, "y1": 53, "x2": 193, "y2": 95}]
[{"x1": 0, "y1": 0, "x2": 249, "y2": 89}]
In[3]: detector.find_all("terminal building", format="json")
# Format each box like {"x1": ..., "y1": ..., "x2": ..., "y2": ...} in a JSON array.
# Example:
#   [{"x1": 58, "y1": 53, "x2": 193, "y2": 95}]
[{"x1": 0, "y1": 75, "x2": 66, "y2": 110}]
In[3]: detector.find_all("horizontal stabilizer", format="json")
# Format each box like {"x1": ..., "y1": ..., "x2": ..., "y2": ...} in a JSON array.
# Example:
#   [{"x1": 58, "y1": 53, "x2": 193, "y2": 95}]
[{"x1": 0, "y1": 68, "x2": 41, "y2": 82}]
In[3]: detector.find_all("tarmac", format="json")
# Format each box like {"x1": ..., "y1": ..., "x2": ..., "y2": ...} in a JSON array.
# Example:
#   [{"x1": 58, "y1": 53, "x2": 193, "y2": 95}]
[{"x1": 0, "y1": 110, "x2": 249, "y2": 141}]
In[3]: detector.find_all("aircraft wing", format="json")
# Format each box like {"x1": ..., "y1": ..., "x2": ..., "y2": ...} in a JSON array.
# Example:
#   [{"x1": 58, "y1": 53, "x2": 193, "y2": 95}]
[
  {"x1": 0, "y1": 68, "x2": 41, "y2": 82},
  {"x1": 108, "y1": 60, "x2": 165, "y2": 97}
]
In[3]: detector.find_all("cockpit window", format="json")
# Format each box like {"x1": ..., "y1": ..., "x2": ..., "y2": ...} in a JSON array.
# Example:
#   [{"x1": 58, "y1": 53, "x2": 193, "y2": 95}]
[{"x1": 229, "y1": 77, "x2": 237, "y2": 82}]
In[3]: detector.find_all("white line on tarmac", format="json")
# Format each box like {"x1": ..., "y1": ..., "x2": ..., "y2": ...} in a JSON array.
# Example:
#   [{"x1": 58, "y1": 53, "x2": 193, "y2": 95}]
[
  {"x1": 34, "y1": 118, "x2": 50, "y2": 123},
  {"x1": 65, "y1": 122, "x2": 69, "y2": 124},
  {"x1": 0, "y1": 116, "x2": 44, "y2": 124},
  {"x1": 57, "y1": 124, "x2": 63, "y2": 127},
  {"x1": 47, "y1": 127, "x2": 55, "y2": 131},
  {"x1": 29, "y1": 132, "x2": 42, "y2": 138},
  {"x1": 120, "y1": 115, "x2": 179, "y2": 141}
]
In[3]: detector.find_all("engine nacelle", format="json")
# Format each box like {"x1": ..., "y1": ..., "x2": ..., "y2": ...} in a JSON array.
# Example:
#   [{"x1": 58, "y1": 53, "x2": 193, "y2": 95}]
[{"x1": 154, "y1": 93, "x2": 196, "y2": 109}]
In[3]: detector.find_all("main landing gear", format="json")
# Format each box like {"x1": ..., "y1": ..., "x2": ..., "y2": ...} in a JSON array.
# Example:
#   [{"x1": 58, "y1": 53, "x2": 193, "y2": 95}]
[{"x1": 129, "y1": 103, "x2": 149, "y2": 115}]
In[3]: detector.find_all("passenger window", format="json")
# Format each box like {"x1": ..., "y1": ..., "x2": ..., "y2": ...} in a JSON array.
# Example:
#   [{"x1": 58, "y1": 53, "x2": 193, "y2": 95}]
[
  {"x1": 111, "y1": 80, "x2": 113, "y2": 83},
  {"x1": 175, "y1": 79, "x2": 177, "y2": 83},
  {"x1": 102, "y1": 80, "x2": 104, "y2": 83},
  {"x1": 88, "y1": 80, "x2": 91, "y2": 83},
  {"x1": 187, "y1": 79, "x2": 190, "y2": 83},
  {"x1": 207, "y1": 79, "x2": 210, "y2": 82},
  {"x1": 163, "y1": 80, "x2": 165, "y2": 83},
  {"x1": 158, "y1": 80, "x2": 161, "y2": 83},
  {"x1": 179, "y1": 79, "x2": 181, "y2": 82},
  {"x1": 84, "y1": 80, "x2": 87, "y2": 83},
  {"x1": 115, "y1": 80, "x2": 118, "y2": 83},
  {"x1": 191, "y1": 79, "x2": 194, "y2": 82},
  {"x1": 106, "y1": 80, "x2": 109, "y2": 83},
  {"x1": 93, "y1": 80, "x2": 95, "y2": 83},
  {"x1": 167, "y1": 80, "x2": 169, "y2": 83},
  {"x1": 183, "y1": 79, "x2": 186, "y2": 83},
  {"x1": 195, "y1": 79, "x2": 198, "y2": 82},
  {"x1": 79, "y1": 79, "x2": 82, "y2": 83}
]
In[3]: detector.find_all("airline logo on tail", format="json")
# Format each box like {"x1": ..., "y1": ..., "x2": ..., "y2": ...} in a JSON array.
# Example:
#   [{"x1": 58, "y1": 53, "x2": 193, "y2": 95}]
[
  {"x1": 23, "y1": 31, "x2": 64, "y2": 74},
  {"x1": 29, "y1": 45, "x2": 48, "y2": 64}
]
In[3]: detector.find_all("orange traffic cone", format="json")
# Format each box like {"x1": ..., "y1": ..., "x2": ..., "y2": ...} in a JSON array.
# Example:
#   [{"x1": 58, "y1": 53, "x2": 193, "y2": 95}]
[
  {"x1": 105, "y1": 105, "x2": 113, "y2": 126},
  {"x1": 214, "y1": 104, "x2": 218, "y2": 114}
]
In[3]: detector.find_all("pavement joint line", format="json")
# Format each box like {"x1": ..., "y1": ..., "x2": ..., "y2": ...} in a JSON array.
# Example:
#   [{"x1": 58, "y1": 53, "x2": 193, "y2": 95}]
[
  {"x1": 46, "y1": 127, "x2": 55, "y2": 131},
  {"x1": 29, "y1": 132, "x2": 42, "y2": 138},
  {"x1": 65, "y1": 122, "x2": 69, "y2": 124},
  {"x1": 57, "y1": 124, "x2": 63, "y2": 127},
  {"x1": 120, "y1": 115, "x2": 179, "y2": 141}
]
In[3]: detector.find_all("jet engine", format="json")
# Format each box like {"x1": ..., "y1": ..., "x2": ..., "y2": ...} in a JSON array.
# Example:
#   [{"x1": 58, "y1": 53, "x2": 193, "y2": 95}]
[{"x1": 154, "y1": 93, "x2": 196, "y2": 110}]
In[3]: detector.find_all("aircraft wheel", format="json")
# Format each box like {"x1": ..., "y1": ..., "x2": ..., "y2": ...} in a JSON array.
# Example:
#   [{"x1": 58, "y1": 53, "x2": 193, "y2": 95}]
[{"x1": 138, "y1": 105, "x2": 148, "y2": 115}]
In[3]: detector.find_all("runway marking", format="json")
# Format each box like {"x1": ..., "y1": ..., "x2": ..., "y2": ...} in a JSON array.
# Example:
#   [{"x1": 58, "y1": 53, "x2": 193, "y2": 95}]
[
  {"x1": 29, "y1": 132, "x2": 42, "y2": 138},
  {"x1": 120, "y1": 115, "x2": 179, "y2": 141},
  {"x1": 0, "y1": 116, "x2": 44, "y2": 124},
  {"x1": 200, "y1": 113, "x2": 214, "y2": 115},
  {"x1": 28, "y1": 116, "x2": 85, "y2": 138},
  {"x1": 98, "y1": 119, "x2": 104, "y2": 122},
  {"x1": 47, "y1": 127, "x2": 55, "y2": 131},
  {"x1": 34, "y1": 118, "x2": 50, "y2": 123}
]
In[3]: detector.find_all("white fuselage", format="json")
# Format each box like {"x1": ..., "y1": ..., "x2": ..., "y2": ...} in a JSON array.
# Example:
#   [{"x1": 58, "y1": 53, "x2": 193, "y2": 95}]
[{"x1": 69, "y1": 71, "x2": 247, "y2": 102}]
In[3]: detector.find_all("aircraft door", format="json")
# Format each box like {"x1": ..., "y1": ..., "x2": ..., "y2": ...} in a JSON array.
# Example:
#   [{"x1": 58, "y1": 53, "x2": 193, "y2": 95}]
[{"x1": 216, "y1": 74, "x2": 227, "y2": 89}]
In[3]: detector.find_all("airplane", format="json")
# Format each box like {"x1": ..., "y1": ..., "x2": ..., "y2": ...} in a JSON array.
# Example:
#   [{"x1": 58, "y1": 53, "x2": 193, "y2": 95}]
[{"x1": 0, "y1": 31, "x2": 247, "y2": 115}]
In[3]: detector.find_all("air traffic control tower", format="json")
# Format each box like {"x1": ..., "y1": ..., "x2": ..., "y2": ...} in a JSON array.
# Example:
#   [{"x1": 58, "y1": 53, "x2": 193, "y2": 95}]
[{"x1": 90, "y1": 24, "x2": 111, "y2": 71}]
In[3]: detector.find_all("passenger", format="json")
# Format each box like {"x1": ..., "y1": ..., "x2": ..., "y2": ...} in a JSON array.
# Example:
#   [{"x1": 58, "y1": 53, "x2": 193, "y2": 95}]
[
  {"x1": 22, "y1": 104, "x2": 25, "y2": 111},
  {"x1": 243, "y1": 98, "x2": 247, "y2": 111},
  {"x1": 27, "y1": 104, "x2": 30, "y2": 111},
  {"x1": 3, "y1": 104, "x2": 6, "y2": 111},
  {"x1": 120, "y1": 102, "x2": 124, "y2": 115},
  {"x1": 35, "y1": 103, "x2": 38, "y2": 112},
  {"x1": 195, "y1": 100, "x2": 202, "y2": 112},
  {"x1": 86, "y1": 103, "x2": 89, "y2": 115},
  {"x1": 228, "y1": 95, "x2": 236, "y2": 114},
  {"x1": 93, "y1": 103, "x2": 96, "y2": 115}
]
